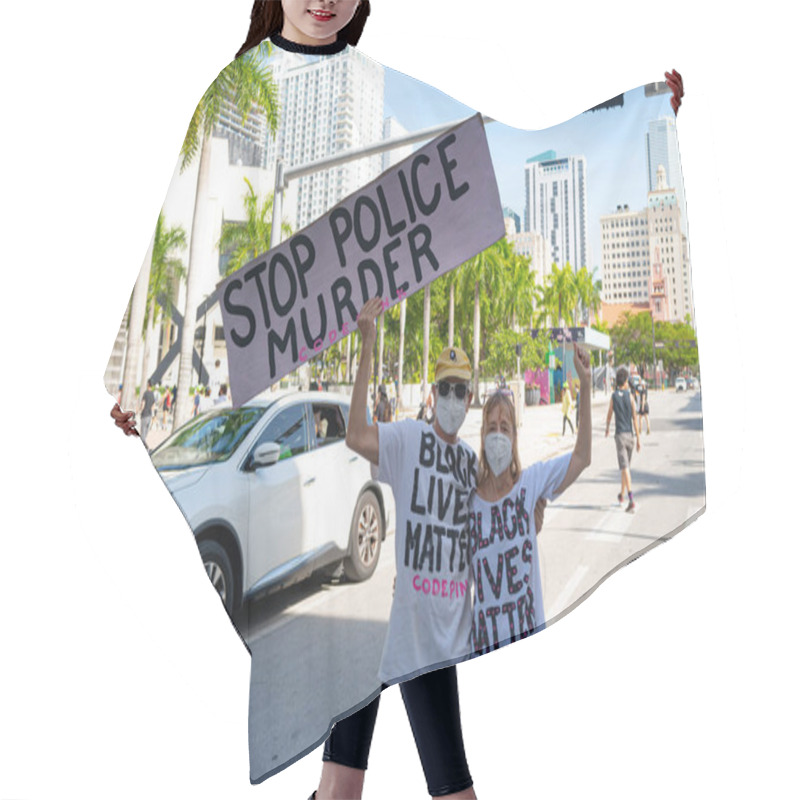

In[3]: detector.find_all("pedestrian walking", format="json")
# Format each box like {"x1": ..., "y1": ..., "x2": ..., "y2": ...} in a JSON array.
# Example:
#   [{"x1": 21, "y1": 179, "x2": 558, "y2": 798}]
[
  {"x1": 198, "y1": 386, "x2": 213, "y2": 415},
  {"x1": 139, "y1": 379, "x2": 156, "y2": 448},
  {"x1": 605, "y1": 367, "x2": 641, "y2": 513},
  {"x1": 161, "y1": 385, "x2": 171, "y2": 429},
  {"x1": 372, "y1": 384, "x2": 390, "y2": 423},
  {"x1": 637, "y1": 380, "x2": 651, "y2": 435}
]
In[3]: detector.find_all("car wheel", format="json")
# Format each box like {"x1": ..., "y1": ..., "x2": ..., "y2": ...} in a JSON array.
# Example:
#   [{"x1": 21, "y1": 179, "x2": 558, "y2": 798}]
[
  {"x1": 344, "y1": 491, "x2": 383, "y2": 582},
  {"x1": 198, "y1": 539, "x2": 235, "y2": 614}
]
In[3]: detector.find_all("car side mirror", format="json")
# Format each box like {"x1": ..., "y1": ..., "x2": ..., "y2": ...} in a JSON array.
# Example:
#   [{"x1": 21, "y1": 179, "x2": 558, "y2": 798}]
[{"x1": 251, "y1": 442, "x2": 281, "y2": 468}]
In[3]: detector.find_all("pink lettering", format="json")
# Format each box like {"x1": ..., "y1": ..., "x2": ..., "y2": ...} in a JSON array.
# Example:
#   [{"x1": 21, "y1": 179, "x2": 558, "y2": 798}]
[
  {"x1": 299, "y1": 347, "x2": 308, "y2": 362},
  {"x1": 410, "y1": 573, "x2": 467, "y2": 600},
  {"x1": 314, "y1": 338, "x2": 323, "y2": 351}
]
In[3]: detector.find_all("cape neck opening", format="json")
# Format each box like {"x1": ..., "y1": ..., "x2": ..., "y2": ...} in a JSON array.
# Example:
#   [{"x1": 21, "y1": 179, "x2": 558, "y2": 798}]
[{"x1": 269, "y1": 31, "x2": 348, "y2": 55}]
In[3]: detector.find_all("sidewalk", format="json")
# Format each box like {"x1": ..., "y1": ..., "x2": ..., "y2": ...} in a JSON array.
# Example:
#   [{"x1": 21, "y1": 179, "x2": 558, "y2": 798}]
[
  {"x1": 141, "y1": 386, "x2": 613, "y2": 460},
  {"x1": 452, "y1": 388, "x2": 610, "y2": 466}
]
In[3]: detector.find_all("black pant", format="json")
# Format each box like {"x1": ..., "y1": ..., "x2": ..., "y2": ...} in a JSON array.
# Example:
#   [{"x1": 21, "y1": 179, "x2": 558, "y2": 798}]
[
  {"x1": 562, "y1": 413, "x2": 574, "y2": 434},
  {"x1": 323, "y1": 666, "x2": 473, "y2": 797}
]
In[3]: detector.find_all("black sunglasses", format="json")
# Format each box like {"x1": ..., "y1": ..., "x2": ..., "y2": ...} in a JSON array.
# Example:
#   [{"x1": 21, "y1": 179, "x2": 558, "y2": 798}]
[{"x1": 437, "y1": 381, "x2": 469, "y2": 400}]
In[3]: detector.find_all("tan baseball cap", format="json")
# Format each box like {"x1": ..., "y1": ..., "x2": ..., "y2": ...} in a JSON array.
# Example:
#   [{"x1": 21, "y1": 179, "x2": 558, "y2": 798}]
[{"x1": 434, "y1": 346, "x2": 471, "y2": 382}]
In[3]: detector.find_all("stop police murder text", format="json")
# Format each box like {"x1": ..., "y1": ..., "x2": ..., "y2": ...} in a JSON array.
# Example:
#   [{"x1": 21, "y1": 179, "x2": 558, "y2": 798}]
[{"x1": 222, "y1": 133, "x2": 469, "y2": 378}]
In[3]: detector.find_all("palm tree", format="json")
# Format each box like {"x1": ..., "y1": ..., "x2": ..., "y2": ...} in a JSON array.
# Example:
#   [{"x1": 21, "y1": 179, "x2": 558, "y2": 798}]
[
  {"x1": 535, "y1": 262, "x2": 578, "y2": 329},
  {"x1": 139, "y1": 213, "x2": 187, "y2": 393},
  {"x1": 574, "y1": 266, "x2": 602, "y2": 325},
  {"x1": 397, "y1": 297, "x2": 407, "y2": 410},
  {"x1": 441, "y1": 268, "x2": 462, "y2": 347},
  {"x1": 120, "y1": 237, "x2": 154, "y2": 414},
  {"x1": 461, "y1": 244, "x2": 503, "y2": 405},
  {"x1": 498, "y1": 244, "x2": 536, "y2": 332},
  {"x1": 217, "y1": 177, "x2": 292, "y2": 276},
  {"x1": 173, "y1": 43, "x2": 280, "y2": 427}
]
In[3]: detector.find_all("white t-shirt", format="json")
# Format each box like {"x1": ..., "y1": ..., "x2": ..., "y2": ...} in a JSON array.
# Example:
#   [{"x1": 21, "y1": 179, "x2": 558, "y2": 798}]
[
  {"x1": 376, "y1": 419, "x2": 477, "y2": 683},
  {"x1": 469, "y1": 453, "x2": 571, "y2": 654}
]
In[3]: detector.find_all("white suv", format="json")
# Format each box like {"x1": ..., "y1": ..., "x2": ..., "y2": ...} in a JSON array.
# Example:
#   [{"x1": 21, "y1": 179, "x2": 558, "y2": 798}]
[{"x1": 152, "y1": 392, "x2": 391, "y2": 614}]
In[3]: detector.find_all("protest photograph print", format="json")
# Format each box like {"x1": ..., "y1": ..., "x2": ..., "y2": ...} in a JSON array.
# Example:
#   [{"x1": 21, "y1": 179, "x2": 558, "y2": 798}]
[{"x1": 103, "y1": 32, "x2": 704, "y2": 783}]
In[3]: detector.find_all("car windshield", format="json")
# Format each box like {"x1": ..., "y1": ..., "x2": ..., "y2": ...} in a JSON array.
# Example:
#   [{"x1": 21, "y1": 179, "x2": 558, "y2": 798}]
[{"x1": 152, "y1": 407, "x2": 268, "y2": 470}]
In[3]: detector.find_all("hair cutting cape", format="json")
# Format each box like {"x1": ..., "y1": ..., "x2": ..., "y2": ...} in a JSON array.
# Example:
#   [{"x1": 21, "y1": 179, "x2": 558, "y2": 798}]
[{"x1": 105, "y1": 34, "x2": 704, "y2": 783}]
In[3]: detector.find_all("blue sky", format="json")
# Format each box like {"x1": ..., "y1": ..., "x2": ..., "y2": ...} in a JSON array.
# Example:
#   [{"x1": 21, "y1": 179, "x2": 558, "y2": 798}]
[{"x1": 384, "y1": 66, "x2": 675, "y2": 278}]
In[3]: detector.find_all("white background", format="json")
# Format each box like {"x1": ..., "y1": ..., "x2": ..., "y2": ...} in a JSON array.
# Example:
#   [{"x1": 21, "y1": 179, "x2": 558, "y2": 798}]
[{"x1": 1, "y1": 1, "x2": 797, "y2": 798}]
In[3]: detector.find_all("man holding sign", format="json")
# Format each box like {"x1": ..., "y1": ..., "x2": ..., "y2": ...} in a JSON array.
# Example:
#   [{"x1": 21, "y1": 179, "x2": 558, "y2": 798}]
[{"x1": 314, "y1": 296, "x2": 479, "y2": 800}]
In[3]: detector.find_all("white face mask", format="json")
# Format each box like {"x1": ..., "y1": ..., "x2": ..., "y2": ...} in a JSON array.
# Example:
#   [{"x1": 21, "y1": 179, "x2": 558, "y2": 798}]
[
  {"x1": 484, "y1": 432, "x2": 513, "y2": 477},
  {"x1": 435, "y1": 392, "x2": 467, "y2": 435}
]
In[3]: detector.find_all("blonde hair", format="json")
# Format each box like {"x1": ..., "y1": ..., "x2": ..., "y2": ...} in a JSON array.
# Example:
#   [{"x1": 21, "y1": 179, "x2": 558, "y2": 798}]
[{"x1": 478, "y1": 392, "x2": 521, "y2": 485}]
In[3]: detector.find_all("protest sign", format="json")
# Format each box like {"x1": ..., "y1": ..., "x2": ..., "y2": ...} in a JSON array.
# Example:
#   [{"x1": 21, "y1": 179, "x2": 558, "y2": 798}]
[{"x1": 218, "y1": 112, "x2": 504, "y2": 407}]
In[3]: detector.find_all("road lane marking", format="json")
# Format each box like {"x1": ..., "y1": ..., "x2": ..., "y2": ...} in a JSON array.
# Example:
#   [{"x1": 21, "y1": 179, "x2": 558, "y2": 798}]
[
  {"x1": 550, "y1": 564, "x2": 589, "y2": 616},
  {"x1": 586, "y1": 506, "x2": 632, "y2": 544}
]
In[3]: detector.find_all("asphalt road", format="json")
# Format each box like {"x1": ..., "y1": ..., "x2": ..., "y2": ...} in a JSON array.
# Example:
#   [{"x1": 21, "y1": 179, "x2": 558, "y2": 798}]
[{"x1": 243, "y1": 387, "x2": 705, "y2": 780}]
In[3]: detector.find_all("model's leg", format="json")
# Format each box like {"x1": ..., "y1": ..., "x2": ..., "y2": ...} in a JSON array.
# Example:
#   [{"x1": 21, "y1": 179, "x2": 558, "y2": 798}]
[
  {"x1": 315, "y1": 764, "x2": 365, "y2": 800},
  {"x1": 316, "y1": 695, "x2": 381, "y2": 800},
  {"x1": 400, "y1": 667, "x2": 476, "y2": 799},
  {"x1": 622, "y1": 467, "x2": 632, "y2": 494}
]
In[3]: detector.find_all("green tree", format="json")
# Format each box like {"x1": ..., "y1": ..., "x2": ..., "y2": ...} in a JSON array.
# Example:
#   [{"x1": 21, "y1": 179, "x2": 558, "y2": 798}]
[
  {"x1": 217, "y1": 177, "x2": 292, "y2": 276},
  {"x1": 610, "y1": 311, "x2": 653, "y2": 378},
  {"x1": 535, "y1": 262, "x2": 579, "y2": 329},
  {"x1": 656, "y1": 319, "x2": 699, "y2": 381},
  {"x1": 460, "y1": 242, "x2": 511, "y2": 404},
  {"x1": 139, "y1": 212, "x2": 187, "y2": 392},
  {"x1": 483, "y1": 329, "x2": 547, "y2": 381},
  {"x1": 145, "y1": 212, "x2": 188, "y2": 330},
  {"x1": 574, "y1": 265, "x2": 602, "y2": 325},
  {"x1": 173, "y1": 43, "x2": 280, "y2": 427}
]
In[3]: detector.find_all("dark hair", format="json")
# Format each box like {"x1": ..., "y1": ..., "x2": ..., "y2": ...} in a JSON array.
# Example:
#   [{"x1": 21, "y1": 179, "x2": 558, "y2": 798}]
[
  {"x1": 616, "y1": 367, "x2": 629, "y2": 388},
  {"x1": 236, "y1": 1, "x2": 371, "y2": 59}
]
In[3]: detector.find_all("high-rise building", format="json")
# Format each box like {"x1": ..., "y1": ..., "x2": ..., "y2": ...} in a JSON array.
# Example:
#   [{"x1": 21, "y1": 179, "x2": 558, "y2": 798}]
[
  {"x1": 382, "y1": 116, "x2": 413, "y2": 171},
  {"x1": 503, "y1": 206, "x2": 521, "y2": 234},
  {"x1": 601, "y1": 167, "x2": 694, "y2": 327},
  {"x1": 264, "y1": 48, "x2": 385, "y2": 230},
  {"x1": 523, "y1": 150, "x2": 588, "y2": 271},
  {"x1": 646, "y1": 117, "x2": 688, "y2": 236},
  {"x1": 648, "y1": 165, "x2": 693, "y2": 324},
  {"x1": 215, "y1": 97, "x2": 269, "y2": 168},
  {"x1": 508, "y1": 230, "x2": 547, "y2": 285},
  {"x1": 600, "y1": 204, "x2": 651, "y2": 304}
]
